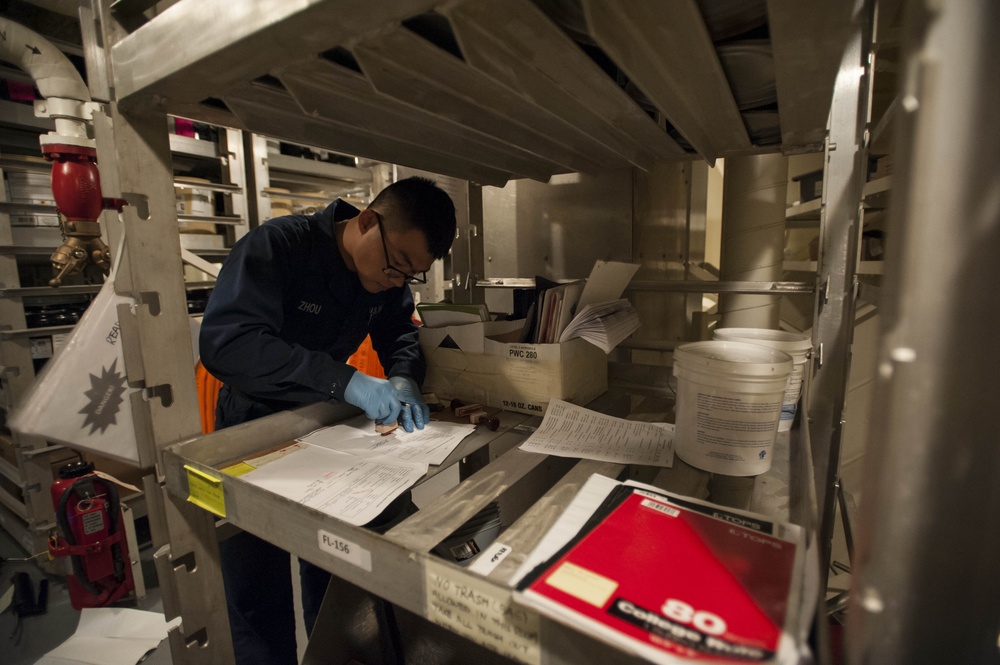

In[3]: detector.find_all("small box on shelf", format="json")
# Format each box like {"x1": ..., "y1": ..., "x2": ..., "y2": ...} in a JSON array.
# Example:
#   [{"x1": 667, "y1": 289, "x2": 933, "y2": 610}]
[
  {"x1": 419, "y1": 320, "x2": 608, "y2": 416},
  {"x1": 791, "y1": 169, "x2": 823, "y2": 203},
  {"x1": 861, "y1": 230, "x2": 885, "y2": 261},
  {"x1": 869, "y1": 154, "x2": 893, "y2": 180}
]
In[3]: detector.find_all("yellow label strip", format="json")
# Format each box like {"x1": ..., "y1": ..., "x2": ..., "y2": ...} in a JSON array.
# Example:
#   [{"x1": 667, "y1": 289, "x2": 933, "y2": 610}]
[{"x1": 185, "y1": 465, "x2": 226, "y2": 517}]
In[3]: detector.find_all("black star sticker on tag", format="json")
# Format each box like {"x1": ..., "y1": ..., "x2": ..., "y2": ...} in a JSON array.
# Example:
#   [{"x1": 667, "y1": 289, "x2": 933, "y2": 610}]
[{"x1": 79, "y1": 358, "x2": 128, "y2": 434}]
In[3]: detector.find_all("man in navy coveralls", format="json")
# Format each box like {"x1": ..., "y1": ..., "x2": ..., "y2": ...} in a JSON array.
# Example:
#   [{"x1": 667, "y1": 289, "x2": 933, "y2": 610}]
[{"x1": 200, "y1": 176, "x2": 457, "y2": 664}]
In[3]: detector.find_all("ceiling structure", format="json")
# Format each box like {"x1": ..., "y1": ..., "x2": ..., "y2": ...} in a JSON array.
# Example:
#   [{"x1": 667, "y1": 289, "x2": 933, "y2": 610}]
[
  {"x1": 4, "y1": 0, "x2": 902, "y2": 185},
  {"x1": 103, "y1": 0, "x2": 875, "y2": 185}
]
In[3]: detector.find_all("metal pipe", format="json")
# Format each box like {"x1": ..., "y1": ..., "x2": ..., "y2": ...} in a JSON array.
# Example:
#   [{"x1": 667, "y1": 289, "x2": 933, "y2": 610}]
[
  {"x1": 846, "y1": 0, "x2": 1000, "y2": 662},
  {"x1": 0, "y1": 17, "x2": 115, "y2": 286},
  {"x1": 0, "y1": 17, "x2": 91, "y2": 141},
  {"x1": 718, "y1": 153, "x2": 789, "y2": 329}
]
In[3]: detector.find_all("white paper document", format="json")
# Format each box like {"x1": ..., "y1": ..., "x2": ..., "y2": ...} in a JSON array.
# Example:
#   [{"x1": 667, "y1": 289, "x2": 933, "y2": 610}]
[
  {"x1": 239, "y1": 443, "x2": 428, "y2": 525},
  {"x1": 519, "y1": 399, "x2": 674, "y2": 467},
  {"x1": 558, "y1": 298, "x2": 641, "y2": 352},
  {"x1": 510, "y1": 473, "x2": 622, "y2": 585},
  {"x1": 36, "y1": 607, "x2": 178, "y2": 665},
  {"x1": 297, "y1": 415, "x2": 476, "y2": 466}
]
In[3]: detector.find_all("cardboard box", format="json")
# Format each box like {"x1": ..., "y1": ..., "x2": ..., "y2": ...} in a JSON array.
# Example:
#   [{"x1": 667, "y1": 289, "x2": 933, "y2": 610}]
[
  {"x1": 870, "y1": 154, "x2": 893, "y2": 180},
  {"x1": 419, "y1": 320, "x2": 608, "y2": 415},
  {"x1": 792, "y1": 169, "x2": 823, "y2": 202}
]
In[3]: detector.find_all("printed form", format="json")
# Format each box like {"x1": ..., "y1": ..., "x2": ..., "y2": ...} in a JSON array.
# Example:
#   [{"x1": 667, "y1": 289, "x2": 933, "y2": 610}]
[
  {"x1": 519, "y1": 399, "x2": 674, "y2": 467},
  {"x1": 239, "y1": 443, "x2": 428, "y2": 525},
  {"x1": 236, "y1": 418, "x2": 476, "y2": 525}
]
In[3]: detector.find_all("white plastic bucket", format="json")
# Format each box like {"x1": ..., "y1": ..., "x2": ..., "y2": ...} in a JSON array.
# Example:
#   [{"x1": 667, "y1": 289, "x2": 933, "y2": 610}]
[
  {"x1": 713, "y1": 327, "x2": 812, "y2": 432},
  {"x1": 673, "y1": 341, "x2": 793, "y2": 476}
]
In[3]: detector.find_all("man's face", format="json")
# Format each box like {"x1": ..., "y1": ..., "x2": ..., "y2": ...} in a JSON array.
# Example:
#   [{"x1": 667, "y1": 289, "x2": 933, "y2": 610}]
[{"x1": 356, "y1": 211, "x2": 435, "y2": 293}]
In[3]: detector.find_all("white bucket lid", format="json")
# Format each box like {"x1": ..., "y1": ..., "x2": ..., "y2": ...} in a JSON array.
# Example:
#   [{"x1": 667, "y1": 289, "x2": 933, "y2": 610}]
[
  {"x1": 674, "y1": 340, "x2": 793, "y2": 377},
  {"x1": 713, "y1": 327, "x2": 812, "y2": 353}
]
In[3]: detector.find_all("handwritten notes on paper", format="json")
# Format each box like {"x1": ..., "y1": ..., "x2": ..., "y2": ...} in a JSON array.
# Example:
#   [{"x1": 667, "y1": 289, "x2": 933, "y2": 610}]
[
  {"x1": 239, "y1": 443, "x2": 427, "y2": 525},
  {"x1": 236, "y1": 417, "x2": 477, "y2": 525},
  {"x1": 425, "y1": 559, "x2": 541, "y2": 664},
  {"x1": 518, "y1": 399, "x2": 674, "y2": 467}
]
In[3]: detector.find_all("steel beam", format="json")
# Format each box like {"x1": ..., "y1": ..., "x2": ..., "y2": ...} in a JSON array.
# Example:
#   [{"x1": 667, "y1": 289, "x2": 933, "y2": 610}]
[
  {"x1": 582, "y1": 0, "x2": 750, "y2": 164},
  {"x1": 443, "y1": 0, "x2": 686, "y2": 172},
  {"x1": 279, "y1": 60, "x2": 557, "y2": 182},
  {"x1": 222, "y1": 81, "x2": 516, "y2": 187},
  {"x1": 110, "y1": 0, "x2": 439, "y2": 103},
  {"x1": 806, "y1": 0, "x2": 874, "y2": 595},
  {"x1": 352, "y1": 26, "x2": 607, "y2": 175},
  {"x1": 847, "y1": 0, "x2": 1000, "y2": 661},
  {"x1": 93, "y1": 96, "x2": 235, "y2": 664},
  {"x1": 768, "y1": 0, "x2": 860, "y2": 150}
]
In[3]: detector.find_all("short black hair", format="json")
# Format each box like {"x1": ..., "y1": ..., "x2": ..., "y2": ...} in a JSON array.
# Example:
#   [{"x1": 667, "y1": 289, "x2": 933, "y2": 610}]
[{"x1": 368, "y1": 176, "x2": 457, "y2": 259}]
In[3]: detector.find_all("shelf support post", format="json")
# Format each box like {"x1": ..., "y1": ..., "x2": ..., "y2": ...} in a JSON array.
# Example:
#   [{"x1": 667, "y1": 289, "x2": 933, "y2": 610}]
[
  {"x1": 846, "y1": 0, "x2": 1000, "y2": 661},
  {"x1": 807, "y1": 0, "x2": 875, "y2": 596},
  {"x1": 88, "y1": 1, "x2": 235, "y2": 662}
]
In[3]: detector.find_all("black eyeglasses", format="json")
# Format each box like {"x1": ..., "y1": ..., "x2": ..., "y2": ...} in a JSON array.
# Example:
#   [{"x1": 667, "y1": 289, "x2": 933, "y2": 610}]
[{"x1": 375, "y1": 212, "x2": 427, "y2": 284}]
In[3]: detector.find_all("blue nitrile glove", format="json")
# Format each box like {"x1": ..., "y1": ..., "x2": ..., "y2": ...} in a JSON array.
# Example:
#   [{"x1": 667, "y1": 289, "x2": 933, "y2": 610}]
[
  {"x1": 344, "y1": 372, "x2": 402, "y2": 425},
  {"x1": 389, "y1": 376, "x2": 430, "y2": 432}
]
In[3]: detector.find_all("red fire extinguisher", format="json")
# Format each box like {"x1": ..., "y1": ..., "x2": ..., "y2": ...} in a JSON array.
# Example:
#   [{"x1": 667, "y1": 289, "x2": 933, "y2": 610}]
[{"x1": 48, "y1": 461, "x2": 135, "y2": 609}]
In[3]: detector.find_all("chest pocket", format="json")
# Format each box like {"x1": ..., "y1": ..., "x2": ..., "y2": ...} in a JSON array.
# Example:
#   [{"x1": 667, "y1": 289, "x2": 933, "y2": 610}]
[{"x1": 283, "y1": 285, "x2": 383, "y2": 361}]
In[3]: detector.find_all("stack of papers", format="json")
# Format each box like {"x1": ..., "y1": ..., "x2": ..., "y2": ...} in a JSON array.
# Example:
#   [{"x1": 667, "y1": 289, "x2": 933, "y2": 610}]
[
  {"x1": 231, "y1": 416, "x2": 475, "y2": 525},
  {"x1": 558, "y1": 298, "x2": 641, "y2": 353},
  {"x1": 415, "y1": 262, "x2": 641, "y2": 352},
  {"x1": 512, "y1": 475, "x2": 811, "y2": 665},
  {"x1": 523, "y1": 277, "x2": 585, "y2": 344},
  {"x1": 522, "y1": 260, "x2": 641, "y2": 350}
]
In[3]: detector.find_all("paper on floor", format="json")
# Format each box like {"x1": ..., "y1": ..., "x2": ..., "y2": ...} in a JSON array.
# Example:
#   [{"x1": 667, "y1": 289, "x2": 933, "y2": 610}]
[{"x1": 36, "y1": 607, "x2": 179, "y2": 665}]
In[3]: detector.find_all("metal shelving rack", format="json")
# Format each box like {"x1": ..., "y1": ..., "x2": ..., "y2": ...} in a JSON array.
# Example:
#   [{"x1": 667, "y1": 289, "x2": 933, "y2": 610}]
[
  {"x1": 170, "y1": 123, "x2": 252, "y2": 280},
  {"x1": 0, "y1": 113, "x2": 91, "y2": 562},
  {"x1": 248, "y1": 135, "x2": 379, "y2": 226},
  {"x1": 79, "y1": 1, "x2": 869, "y2": 663},
  {"x1": 161, "y1": 394, "x2": 812, "y2": 665},
  {"x1": 54, "y1": 0, "x2": 1000, "y2": 663}
]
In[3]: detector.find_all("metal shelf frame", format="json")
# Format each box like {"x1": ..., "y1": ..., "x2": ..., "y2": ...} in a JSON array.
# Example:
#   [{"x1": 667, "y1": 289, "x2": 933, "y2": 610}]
[
  {"x1": 66, "y1": 0, "x2": 1000, "y2": 663},
  {"x1": 161, "y1": 394, "x2": 811, "y2": 665},
  {"x1": 87, "y1": 1, "x2": 858, "y2": 662},
  {"x1": 106, "y1": 0, "x2": 856, "y2": 183},
  {"x1": 0, "y1": 133, "x2": 73, "y2": 562},
  {"x1": 0, "y1": 201, "x2": 59, "y2": 214}
]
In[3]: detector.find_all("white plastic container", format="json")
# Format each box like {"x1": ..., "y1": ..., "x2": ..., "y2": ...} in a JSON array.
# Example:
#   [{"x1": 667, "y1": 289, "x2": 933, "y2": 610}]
[
  {"x1": 673, "y1": 341, "x2": 793, "y2": 476},
  {"x1": 713, "y1": 327, "x2": 812, "y2": 432}
]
